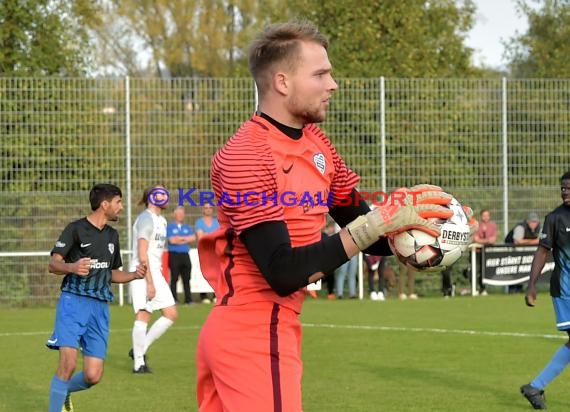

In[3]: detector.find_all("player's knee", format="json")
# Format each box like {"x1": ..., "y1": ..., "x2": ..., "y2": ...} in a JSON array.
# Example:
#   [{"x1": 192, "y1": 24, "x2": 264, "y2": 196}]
[
  {"x1": 166, "y1": 310, "x2": 178, "y2": 322},
  {"x1": 84, "y1": 369, "x2": 103, "y2": 386},
  {"x1": 160, "y1": 303, "x2": 178, "y2": 322}
]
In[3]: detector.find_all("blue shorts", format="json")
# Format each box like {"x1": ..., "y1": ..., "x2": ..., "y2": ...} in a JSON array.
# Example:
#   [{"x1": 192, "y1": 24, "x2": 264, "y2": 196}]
[
  {"x1": 46, "y1": 291, "x2": 110, "y2": 359},
  {"x1": 552, "y1": 297, "x2": 570, "y2": 331}
]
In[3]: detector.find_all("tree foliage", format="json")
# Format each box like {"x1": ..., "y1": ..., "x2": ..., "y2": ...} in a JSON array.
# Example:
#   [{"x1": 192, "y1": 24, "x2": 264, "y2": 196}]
[
  {"x1": 285, "y1": 0, "x2": 478, "y2": 77},
  {"x1": 506, "y1": 0, "x2": 570, "y2": 77},
  {"x1": 0, "y1": 0, "x2": 100, "y2": 75},
  {"x1": 91, "y1": 0, "x2": 282, "y2": 77},
  {"x1": 88, "y1": 0, "x2": 479, "y2": 78}
]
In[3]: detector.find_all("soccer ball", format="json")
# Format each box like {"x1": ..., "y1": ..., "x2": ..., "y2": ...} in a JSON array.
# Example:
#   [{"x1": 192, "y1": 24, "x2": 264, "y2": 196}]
[{"x1": 387, "y1": 197, "x2": 471, "y2": 271}]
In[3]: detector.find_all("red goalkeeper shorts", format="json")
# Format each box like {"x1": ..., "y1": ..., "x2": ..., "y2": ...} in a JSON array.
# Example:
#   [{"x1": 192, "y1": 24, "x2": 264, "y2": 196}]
[{"x1": 196, "y1": 301, "x2": 303, "y2": 412}]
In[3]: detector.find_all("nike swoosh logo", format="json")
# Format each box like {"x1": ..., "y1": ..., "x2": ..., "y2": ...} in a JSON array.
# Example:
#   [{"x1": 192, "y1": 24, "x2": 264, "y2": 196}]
[
  {"x1": 282, "y1": 164, "x2": 294, "y2": 174},
  {"x1": 81, "y1": 243, "x2": 92, "y2": 248},
  {"x1": 47, "y1": 338, "x2": 58, "y2": 345}
]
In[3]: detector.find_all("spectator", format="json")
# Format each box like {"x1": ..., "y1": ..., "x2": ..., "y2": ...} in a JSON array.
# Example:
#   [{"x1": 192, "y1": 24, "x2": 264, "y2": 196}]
[
  {"x1": 441, "y1": 264, "x2": 461, "y2": 298},
  {"x1": 398, "y1": 260, "x2": 417, "y2": 300},
  {"x1": 336, "y1": 255, "x2": 358, "y2": 299},
  {"x1": 505, "y1": 212, "x2": 541, "y2": 246},
  {"x1": 364, "y1": 254, "x2": 386, "y2": 301},
  {"x1": 473, "y1": 209, "x2": 498, "y2": 296},
  {"x1": 167, "y1": 206, "x2": 196, "y2": 305},
  {"x1": 520, "y1": 171, "x2": 570, "y2": 410},
  {"x1": 335, "y1": 223, "x2": 357, "y2": 299},
  {"x1": 322, "y1": 221, "x2": 337, "y2": 299},
  {"x1": 441, "y1": 266, "x2": 453, "y2": 297},
  {"x1": 194, "y1": 204, "x2": 220, "y2": 304},
  {"x1": 505, "y1": 212, "x2": 541, "y2": 293}
]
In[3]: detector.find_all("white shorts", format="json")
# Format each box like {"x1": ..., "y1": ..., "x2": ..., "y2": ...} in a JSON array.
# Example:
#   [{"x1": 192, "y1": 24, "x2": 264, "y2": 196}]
[{"x1": 130, "y1": 263, "x2": 175, "y2": 314}]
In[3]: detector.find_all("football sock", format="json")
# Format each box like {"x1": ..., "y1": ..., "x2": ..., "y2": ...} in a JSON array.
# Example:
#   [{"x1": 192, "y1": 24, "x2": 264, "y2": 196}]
[
  {"x1": 67, "y1": 371, "x2": 92, "y2": 392},
  {"x1": 133, "y1": 320, "x2": 148, "y2": 369},
  {"x1": 144, "y1": 316, "x2": 174, "y2": 353},
  {"x1": 531, "y1": 344, "x2": 570, "y2": 389},
  {"x1": 48, "y1": 375, "x2": 69, "y2": 412}
]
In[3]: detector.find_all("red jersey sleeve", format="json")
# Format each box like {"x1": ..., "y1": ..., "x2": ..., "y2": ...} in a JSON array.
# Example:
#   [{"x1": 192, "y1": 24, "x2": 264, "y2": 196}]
[{"x1": 211, "y1": 119, "x2": 285, "y2": 235}]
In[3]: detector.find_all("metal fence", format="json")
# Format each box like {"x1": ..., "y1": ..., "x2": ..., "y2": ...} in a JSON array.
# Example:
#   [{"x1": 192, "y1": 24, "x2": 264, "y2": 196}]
[{"x1": 1, "y1": 77, "x2": 569, "y2": 305}]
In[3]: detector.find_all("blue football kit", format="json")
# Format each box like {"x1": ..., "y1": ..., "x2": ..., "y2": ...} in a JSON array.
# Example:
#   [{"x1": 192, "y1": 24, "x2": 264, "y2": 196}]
[{"x1": 47, "y1": 217, "x2": 122, "y2": 358}]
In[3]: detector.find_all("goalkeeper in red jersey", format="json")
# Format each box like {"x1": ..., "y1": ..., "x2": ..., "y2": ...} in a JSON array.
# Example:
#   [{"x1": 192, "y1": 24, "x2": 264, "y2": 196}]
[{"x1": 195, "y1": 21, "x2": 475, "y2": 412}]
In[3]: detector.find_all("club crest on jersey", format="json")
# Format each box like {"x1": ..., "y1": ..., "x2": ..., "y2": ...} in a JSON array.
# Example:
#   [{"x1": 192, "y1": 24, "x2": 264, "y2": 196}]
[
  {"x1": 313, "y1": 153, "x2": 326, "y2": 175},
  {"x1": 108, "y1": 243, "x2": 114, "y2": 254}
]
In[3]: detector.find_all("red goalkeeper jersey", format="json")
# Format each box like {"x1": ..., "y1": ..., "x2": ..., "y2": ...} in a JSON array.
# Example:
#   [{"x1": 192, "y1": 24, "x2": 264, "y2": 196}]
[{"x1": 205, "y1": 114, "x2": 359, "y2": 313}]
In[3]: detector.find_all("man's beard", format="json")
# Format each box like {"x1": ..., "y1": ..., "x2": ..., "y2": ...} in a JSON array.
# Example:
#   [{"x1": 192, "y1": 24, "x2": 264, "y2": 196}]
[{"x1": 289, "y1": 97, "x2": 326, "y2": 125}]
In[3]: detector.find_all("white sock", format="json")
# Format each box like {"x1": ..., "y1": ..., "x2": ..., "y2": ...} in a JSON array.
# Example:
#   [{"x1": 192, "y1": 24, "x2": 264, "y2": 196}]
[
  {"x1": 144, "y1": 316, "x2": 174, "y2": 353},
  {"x1": 132, "y1": 320, "x2": 148, "y2": 369}
]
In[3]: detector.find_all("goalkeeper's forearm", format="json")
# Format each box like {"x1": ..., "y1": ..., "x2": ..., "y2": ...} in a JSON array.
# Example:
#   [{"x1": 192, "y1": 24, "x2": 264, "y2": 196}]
[{"x1": 338, "y1": 227, "x2": 362, "y2": 258}]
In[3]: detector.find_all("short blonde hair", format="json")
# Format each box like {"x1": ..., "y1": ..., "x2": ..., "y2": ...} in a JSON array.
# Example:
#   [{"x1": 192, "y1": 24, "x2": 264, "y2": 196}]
[{"x1": 248, "y1": 21, "x2": 329, "y2": 97}]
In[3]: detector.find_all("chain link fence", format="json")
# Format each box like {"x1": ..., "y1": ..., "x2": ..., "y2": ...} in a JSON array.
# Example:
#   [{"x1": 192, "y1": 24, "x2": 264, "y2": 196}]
[{"x1": 1, "y1": 77, "x2": 569, "y2": 305}]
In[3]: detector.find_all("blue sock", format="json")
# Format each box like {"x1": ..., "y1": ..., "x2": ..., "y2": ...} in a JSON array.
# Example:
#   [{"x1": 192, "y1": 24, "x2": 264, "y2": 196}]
[
  {"x1": 48, "y1": 375, "x2": 69, "y2": 412},
  {"x1": 531, "y1": 345, "x2": 570, "y2": 389},
  {"x1": 67, "y1": 371, "x2": 92, "y2": 393}
]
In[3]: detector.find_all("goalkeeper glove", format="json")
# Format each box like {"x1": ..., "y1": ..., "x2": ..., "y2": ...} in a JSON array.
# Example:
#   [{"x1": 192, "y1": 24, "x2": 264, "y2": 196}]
[{"x1": 346, "y1": 185, "x2": 454, "y2": 251}]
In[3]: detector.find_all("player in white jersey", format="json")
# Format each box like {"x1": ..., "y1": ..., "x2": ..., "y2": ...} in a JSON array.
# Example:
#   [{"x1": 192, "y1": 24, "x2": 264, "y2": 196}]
[{"x1": 129, "y1": 185, "x2": 178, "y2": 373}]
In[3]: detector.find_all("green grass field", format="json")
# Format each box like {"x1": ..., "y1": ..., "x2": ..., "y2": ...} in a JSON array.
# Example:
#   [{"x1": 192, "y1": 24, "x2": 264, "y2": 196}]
[{"x1": 1, "y1": 293, "x2": 568, "y2": 411}]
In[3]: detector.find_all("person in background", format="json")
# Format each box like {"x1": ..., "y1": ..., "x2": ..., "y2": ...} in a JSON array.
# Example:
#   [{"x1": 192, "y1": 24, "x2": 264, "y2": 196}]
[
  {"x1": 398, "y1": 260, "x2": 417, "y2": 300},
  {"x1": 506, "y1": 212, "x2": 541, "y2": 293},
  {"x1": 520, "y1": 171, "x2": 570, "y2": 410},
  {"x1": 47, "y1": 184, "x2": 146, "y2": 412},
  {"x1": 441, "y1": 264, "x2": 458, "y2": 298},
  {"x1": 364, "y1": 254, "x2": 386, "y2": 301},
  {"x1": 322, "y1": 220, "x2": 337, "y2": 299},
  {"x1": 129, "y1": 185, "x2": 178, "y2": 373},
  {"x1": 473, "y1": 208, "x2": 498, "y2": 296},
  {"x1": 336, "y1": 253, "x2": 358, "y2": 299},
  {"x1": 506, "y1": 212, "x2": 541, "y2": 246},
  {"x1": 167, "y1": 206, "x2": 196, "y2": 305},
  {"x1": 334, "y1": 222, "x2": 358, "y2": 299},
  {"x1": 194, "y1": 204, "x2": 220, "y2": 304}
]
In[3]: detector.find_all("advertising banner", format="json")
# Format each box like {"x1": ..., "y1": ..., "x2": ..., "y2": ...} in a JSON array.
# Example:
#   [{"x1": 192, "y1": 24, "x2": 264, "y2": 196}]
[{"x1": 482, "y1": 245, "x2": 554, "y2": 286}]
